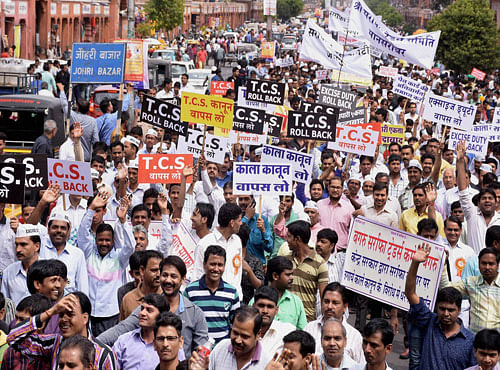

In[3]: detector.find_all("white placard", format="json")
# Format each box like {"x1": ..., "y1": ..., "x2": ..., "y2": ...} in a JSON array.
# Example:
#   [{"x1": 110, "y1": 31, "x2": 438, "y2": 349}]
[
  {"x1": 422, "y1": 93, "x2": 476, "y2": 131},
  {"x1": 342, "y1": 216, "x2": 445, "y2": 311},
  {"x1": 233, "y1": 162, "x2": 292, "y2": 195},
  {"x1": 448, "y1": 128, "x2": 488, "y2": 157},
  {"x1": 377, "y1": 66, "x2": 398, "y2": 78},
  {"x1": 328, "y1": 125, "x2": 378, "y2": 156},
  {"x1": 228, "y1": 131, "x2": 268, "y2": 145},
  {"x1": 261, "y1": 145, "x2": 314, "y2": 184},
  {"x1": 176, "y1": 129, "x2": 228, "y2": 165},
  {"x1": 393, "y1": 74, "x2": 428, "y2": 102}
]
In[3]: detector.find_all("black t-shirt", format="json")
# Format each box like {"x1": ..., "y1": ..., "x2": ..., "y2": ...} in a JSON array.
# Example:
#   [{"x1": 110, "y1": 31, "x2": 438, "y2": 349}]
[{"x1": 155, "y1": 360, "x2": 188, "y2": 370}]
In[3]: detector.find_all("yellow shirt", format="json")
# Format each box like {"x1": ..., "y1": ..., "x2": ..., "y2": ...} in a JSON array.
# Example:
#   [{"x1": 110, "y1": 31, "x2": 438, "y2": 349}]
[{"x1": 399, "y1": 206, "x2": 445, "y2": 237}]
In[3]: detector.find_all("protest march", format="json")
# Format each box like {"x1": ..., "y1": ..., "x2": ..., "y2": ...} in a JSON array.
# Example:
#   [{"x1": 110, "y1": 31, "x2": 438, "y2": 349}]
[{"x1": 1, "y1": 1, "x2": 500, "y2": 370}]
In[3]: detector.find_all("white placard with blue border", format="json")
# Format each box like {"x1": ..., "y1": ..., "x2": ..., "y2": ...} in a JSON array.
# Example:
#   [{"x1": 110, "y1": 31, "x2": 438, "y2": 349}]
[{"x1": 70, "y1": 43, "x2": 126, "y2": 84}]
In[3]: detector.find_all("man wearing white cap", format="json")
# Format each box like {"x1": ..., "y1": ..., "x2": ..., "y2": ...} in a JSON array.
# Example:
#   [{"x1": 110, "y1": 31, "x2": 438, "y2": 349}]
[
  {"x1": 127, "y1": 159, "x2": 149, "y2": 209},
  {"x1": 138, "y1": 129, "x2": 159, "y2": 155},
  {"x1": 25, "y1": 183, "x2": 89, "y2": 296},
  {"x1": 1, "y1": 224, "x2": 41, "y2": 305},
  {"x1": 122, "y1": 135, "x2": 140, "y2": 166},
  {"x1": 399, "y1": 159, "x2": 424, "y2": 212}
]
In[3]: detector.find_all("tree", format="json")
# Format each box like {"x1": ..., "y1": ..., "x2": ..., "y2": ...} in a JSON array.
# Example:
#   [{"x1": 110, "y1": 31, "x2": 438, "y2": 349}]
[
  {"x1": 427, "y1": 0, "x2": 500, "y2": 73},
  {"x1": 366, "y1": 0, "x2": 404, "y2": 27},
  {"x1": 144, "y1": 0, "x2": 184, "y2": 32},
  {"x1": 277, "y1": 0, "x2": 304, "y2": 21},
  {"x1": 136, "y1": 22, "x2": 155, "y2": 38}
]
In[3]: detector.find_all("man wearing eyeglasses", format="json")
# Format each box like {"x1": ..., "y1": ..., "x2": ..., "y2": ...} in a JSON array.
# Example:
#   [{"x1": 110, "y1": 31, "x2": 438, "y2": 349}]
[{"x1": 154, "y1": 312, "x2": 188, "y2": 370}]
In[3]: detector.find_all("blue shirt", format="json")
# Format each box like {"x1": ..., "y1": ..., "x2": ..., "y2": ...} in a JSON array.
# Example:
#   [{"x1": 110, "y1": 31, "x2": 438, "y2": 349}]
[
  {"x1": 96, "y1": 93, "x2": 131, "y2": 145},
  {"x1": 0, "y1": 261, "x2": 30, "y2": 305},
  {"x1": 216, "y1": 171, "x2": 233, "y2": 188},
  {"x1": 408, "y1": 299, "x2": 476, "y2": 370},
  {"x1": 242, "y1": 214, "x2": 273, "y2": 264}
]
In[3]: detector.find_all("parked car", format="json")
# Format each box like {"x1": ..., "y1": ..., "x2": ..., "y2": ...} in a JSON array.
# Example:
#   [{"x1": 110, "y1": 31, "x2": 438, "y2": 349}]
[
  {"x1": 150, "y1": 48, "x2": 177, "y2": 61},
  {"x1": 237, "y1": 43, "x2": 259, "y2": 62}
]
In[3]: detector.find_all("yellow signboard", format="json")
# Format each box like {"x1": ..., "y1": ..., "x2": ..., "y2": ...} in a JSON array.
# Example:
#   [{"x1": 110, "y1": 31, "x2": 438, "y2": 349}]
[
  {"x1": 261, "y1": 41, "x2": 275, "y2": 60},
  {"x1": 381, "y1": 124, "x2": 405, "y2": 145},
  {"x1": 181, "y1": 92, "x2": 234, "y2": 130}
]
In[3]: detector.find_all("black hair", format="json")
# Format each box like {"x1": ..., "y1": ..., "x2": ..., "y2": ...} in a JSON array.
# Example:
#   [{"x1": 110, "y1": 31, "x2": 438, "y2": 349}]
[
  {"x1": 421, "y1": 153, "x2": 435, "y2": 164},
  {"x1": 132, "y1": 204, "x2": 152, "y2": 219},
  {"x1": 27, "y1": 259, "x2": 67, "y2": 294},
  {"x1": 359, "y1": 155, "x2": 374, "y2": 164},
  {"x1": 445, "y1": 215, "x2": 462, "y2": 229},
  {"x1": 92, "y1": 142, "x2": 107, "y2": 154},
  {"x1": 450, "y1": 200, "x2": 462, "y2": 211},
  {"x1": 412, "y1": 183, "x2": 427, "y2": 194},
  {"x1": 0, "y1": 292, "x2": 3, "y2": 311},
  {"x1": 266, "y1": 256, "x2": 293, "y2": 283},
  {"x1": 473, "y1": 329, "x2": 500, "y2": 351},
  {"x1": 59, "y1": 335, "x2": 95, "y2": 367},
  {"x1": 143, "y1": 293, "x2": 169, "y2": 313},
  {"x1": 154, "y1": 311, "x2": 182, "y2": 337},
  {"x1": 129, "y1": 251, "x2": 144, "y2": 271},
  {"x1": 373, "y1": 182, "x2": 388, "y2": 193},
  {"x1": 436, "y1": 287, "x2": 462, "y2": 309},
  {"x1": 90, "y1": 155, "x2": 105, "y2": 166},
  {"x1": 478, "y1": 188, "x2": 497, "y2": 201},
  {"x1": 110, "y1": 140, "x2": 124, "y2": 151},
  {"x1": 130, "y1": 126, "x2": 143, "y2": 137},
  {"x1": 96, "y1": 223, "x2": 114, "y2": 238},
  {"x1": 388, "y1": 142, "x2": 402, "y2": 152},
  {"x1": 140, "y1": 250, "x2": 163, "y2": 268},
  {"x1": 143, "y1": 188, "x2": 159, "y2": 202},
  {"x1": 218, "y1": 202, "x2": 242, "y2": 228},
  {"x1": 279, "y1": 193, "x2": 295, "y2": 202},
  {"x1": 16, "y1": 294, "x2": 51, "y2": 316},
  {"x1": 254, "y1": 285, "x2": 279, "y2": 305},
  {"x1": 196, "y1": 202, "x2": 215, "y2": 229},
  {"x1": 417, "y1": 218, "x2": 438, "y2": 235},
  {"x1": 363, "y1": 318, "x2": 394, "y2": 346},
  {"x1": 479, "y1": 247, "x2": 500, "y2": 264},
  {"x1": 203, "y1": 245, "x2": 226, "y2": 264},
  {"x1": 232, "y1": 306, "x2": 262, "y2": 336},
  {"x1": 283, "y1": 330, "x2": 316, "y2": 358},
  {"x1": 287, "y1": 220, "x2": 311, "y2": 244},
  {"x1": 321, "y1": 282, "x2": 348, "y2": 303},
  {"x1": 160, "y1": 256, "x2": 187, "y2": 278},
  {"x1": 309, "y1": 179, "x2": 324, "y2": 191},
  {"x1": 375, "y1": 172, "x2": 389, "y2": 182},
  {"x1": 237, "y1": 223, "x2": 251, "y2": 247},
  {"x1": 486, "y1": 225, "x2": 500, "y2": 248},
  {"x1": 99, "y1": 98, "x2": 111, "y2": 114},
  {"x1": 387, "y1": 154, "x2": 402, "y2": 164},
  {"x1": 316, "y1": 228, "x2": 338, "y2": 246}
]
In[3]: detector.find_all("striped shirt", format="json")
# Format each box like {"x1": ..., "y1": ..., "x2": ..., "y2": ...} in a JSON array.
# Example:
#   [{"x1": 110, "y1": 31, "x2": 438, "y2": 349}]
[
  {"x1": 184, "y1": 276, "x2": 240, "y2": 343},
  {"x1": 6, "y1": 315, "x2": 117, "y2": 370},
  {"x1": 440, "y1": 271, "x2": 500, "y2": 333},
  {"x1": 286, "y1": 251, "x2": 329, "y2": 322}
]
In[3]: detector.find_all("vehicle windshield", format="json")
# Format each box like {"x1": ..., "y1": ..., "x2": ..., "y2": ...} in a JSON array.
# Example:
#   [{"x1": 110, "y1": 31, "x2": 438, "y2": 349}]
[
  {"x1": 94, "y1": 92, "x2": 119, "y2": 105},
  {"x1": 238, "y1": 44, "x2": 257, "y2": 53},
  {"x1": 172, "y1": 64, "x2": 187, "y2": 77},
  {"x1": 188, "y1": 71, "x2": 211, "y2": 80}
]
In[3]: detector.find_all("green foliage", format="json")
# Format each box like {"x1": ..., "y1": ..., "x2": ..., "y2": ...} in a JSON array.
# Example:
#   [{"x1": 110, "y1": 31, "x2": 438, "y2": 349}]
[
  {"x1": 427, "y1": 0, "x2": 500, "y2": 73},
  {"x1": 144, "y1": 0, "x2": 184, "y2": 32},
  {"x1": 277, "y1": 0, "x2": 304, "y2": 21},
  {"x1": 366, "y1": 0, "x2": 404, "y2": 27},
  {"x1": 136, "y1": 22, "x2": 155, "y2": 38},
  {"x1": 402, "y1": 22, "x2": 418, "y2": 35}
]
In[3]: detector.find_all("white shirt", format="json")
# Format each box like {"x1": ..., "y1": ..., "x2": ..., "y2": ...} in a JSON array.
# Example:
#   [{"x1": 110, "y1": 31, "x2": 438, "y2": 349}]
[
  {"x1": 349, "y1": 363, "x2": 393, "y2": 370},
  {"x1": 321, "y1": 352, "x2": 358, "y2": 369},
  {"x1": 59, "y1": 138, "x2": 78, "y2": 161},
  {"x1": 0, "y1": 219, "x2": 16, "y2": 273},
  {"x1": 459, "y1": 188, "x2": 500, "y2": 253},
  {"x1": 156, "y1": 89, "x2": 175, "y2": 99},
  {"x1": 443, "y1": 186, "x2": 479, "y2": 218},
  {"x1": 304, "y1": 316, "x2": 365, "y2": 364},
  {"x1": 192, "y1": 229, "x2": 243, "y2": 299},
  {"x1": 444, "y1": 240, "x2": 476, "y2": 280},
  {"x1": 259, "y1": 319, "x2": 296, "y2": 355},
  {"x1": 53, "y1": 196, "x2": 88, "y2": 246}
]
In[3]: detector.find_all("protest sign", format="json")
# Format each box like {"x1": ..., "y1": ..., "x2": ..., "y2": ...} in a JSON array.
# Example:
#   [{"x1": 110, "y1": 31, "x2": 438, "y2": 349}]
[
  {"x1": 176, "y1": 129, "x2": 228, "y2": 165},
  {"x1": 172, "y1": 222, "x2": 197, "y2": 286},
  {"x1": 246, "y1": 80, "x2": 286, "y2": 105},
  {"x1": 430, "y1": 68, "x2": 440, "y2": 75},
  {"x1": 114, "y1": 39, "x2": 149, "y2": 89},
  {"x1": 342, "y1": 216, "x2": 445, "y2": 311},
  {"x1": 471, "y1": 68, "x2": 486, "y2": 81},
  {"x1": 264, "y1": 113, "x2": 284, "y2": 137},
  {"x1": 338, "y1": 107, "x2": 365, "y2": 125},
  {"x1": 317, "y1": 84, "x2": 357, "y2": 110},
  {"x1": 140, "y1": 95, "x2": 187, "y2": 136},
  {"x1": 214, "y1": 127, "x2": 231, "y2": 138},
  {"x1": 263, "y1": 0, "x2": 277, "y2": 15},
  {"x1": 47, "y1": 159, "x2": 93, "y2": 196},
  {"x1": 422, "y1": 93, "x2": 476, "y2": 131},
  {"x1": 348, "y1": 0, "x2": 440, "y2": 69},
  {"x1": 328, "y1": 7, "x2": 350, "y2": 32},
  {"x1": 490, "y1": 108, "x2": 500, "y2": 142},
  {"x1": 0, "y1": 162, "x2": 25, "y2": 203},
  {"x1": 380, "y1": 124, "x2": 405, "y2": 145},
  {"x1": 287, "y1": 111, "x2": 336, "y2": 141},
  {"x1": 301, "y1": 20, "x2": 372, "y2": 83},
  {"x1": 330, "y1": 70, "x2": 373, "y2": 87},
  {"x1": 471, "y1": 123, "x2": 490, "y2": 136},
  {"x1": 328, "y1": 125, "x2": 378, "y2": 156},
  {"x1": 448, "y1": 128, "x2": 488, "y2": 157},
  {"x1": 181, "y1": 92, "x2": 234, "y2": 130},
  {"x1": 210, "y1": 81, "x2": 234, "y2": 96},
  {"x1": 275, "y1": 57, "x2": 294, "y2": 68},
  {"x1": 393, "y1": 75, "x2": 428, "y2": 102},
  {"x1": 377, "y1": 66, "x2": 398, "y2": 78},
  {"x1": 261, "y1": 145, "x2": 314, "y2": 184},
  {"x1": 300, "y1": 101, "x2": 340, "y2": 118},
  {"x1": 233, "y1": 162, "x2": 292, "y2": 195},
  {"x1": 316, "y1": 69, "x2": 329, "y2": 80},
  {"x1": 232, "y1": 106, "x2": 265, "y2": 134},
  {"x1": 0, "y1": 154, "x2": 47, "y2": 190},
  {"x1": 138, "y1": 154, "x2": 193, "y2": 184},
  {"x1": 261, "y1": 41, "x2": 275, "y2": 60},
  {"x1": 229, "y1": 131, "x2": 268, "y2": 145},
  {"x1": 71, "y1": 43, "x2": 126, "y2": 84}
]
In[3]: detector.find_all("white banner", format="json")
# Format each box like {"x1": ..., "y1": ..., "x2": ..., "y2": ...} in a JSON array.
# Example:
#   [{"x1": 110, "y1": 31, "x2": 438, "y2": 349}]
[
  {"x1": 229, "y1": 130, "x2": 268, "y2": 145},
  {"x1": 233, "y1": 162, "x2": 292, "y2": 195},
  {"x1": 301, "y1": 19, "x2": 372, "y2": 82},
  {"x1": 261, "y1": 145, "x2": 314, "y2": 184},
  {"x1": 327, "y1": 125, "x2": 378, "y2": 156},
  {"x1": 172, "y1": 222, "x2": 197, "y2": 286},
  {"x1": 328, "y1": 8, "x2": 349, "y2": 32},
  {"x1": 176, "y1": 129, "x2": 229, "y2": 165},
  {"x1": 343, "y1": 216, "x2": 445, "y2": 311},
  {"x1": 349, "y1": 0, "x2": 440, "y2": 69},
  {"x1": 422, "y1": 93, "x2": 476, "y2": 131},
  {"x1": 377, "y1": 66, "x2": 398, "y2": 78},
  {"x1": 393, "y1": 74, "x2": 428, "y2": 102},
  {"x1": 448, "y1": 128, "x2": 488, "y2": 157}
]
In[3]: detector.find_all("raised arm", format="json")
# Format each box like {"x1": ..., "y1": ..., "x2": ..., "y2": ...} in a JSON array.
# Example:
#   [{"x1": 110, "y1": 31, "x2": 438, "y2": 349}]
[
  {"x1": 456, "y1": 140, "x2": 467, "y2": 192},
  {"x1": 405, "y1": 243, "x2": 431, "y2": 305},
  {"x1": 27, "y1": 183, "x2": 61, "y2": 225},
  {"x1": 425, "y1": 183, "x2": 437, "y2": 222}
]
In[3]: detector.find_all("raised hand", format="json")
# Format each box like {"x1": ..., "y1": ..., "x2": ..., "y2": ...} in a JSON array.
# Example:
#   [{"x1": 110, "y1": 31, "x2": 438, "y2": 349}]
[
  {"x1": 182, "y1": 165, "x2": 194, "y2": 179},
  {"x1": 90, "y1": 191, "x2": 110, "y2": 210},
  {"x1": 425, "y1": 183, "x2": 437, "y2": 204},
  {"x1": 116, "y1": 195, "x2": 131, "y2": 222},
  {"x1": 73, "y1": 122, "x2": 83, "y2": 140},
  {"x1": 265, "y1": 349, "x2": 293, "y2": 370},
  {"x1": 413, "y1": 243, "x2": 431, "y2": 263},
  {"x1": 310, "y1": 354, "x2": 326, "y2": 370},
  {"x1": 157, "y1": 193, "x2": 169, "y2": 215},
  {"x1": 456, "y1": 140, "x2": 466, "y2": 161},
  {"x1": 10, "y1": 217, "x2": 19, "y2": 233},
  {"x1": 41, "y1": 183, "x2": 61, "y2": 204}
]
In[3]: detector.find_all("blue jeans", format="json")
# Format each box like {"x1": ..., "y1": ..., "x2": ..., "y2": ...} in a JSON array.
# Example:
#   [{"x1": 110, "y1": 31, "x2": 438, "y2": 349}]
[{"x1": 409, "y1": 322, "x2": 424, "y2": 370}]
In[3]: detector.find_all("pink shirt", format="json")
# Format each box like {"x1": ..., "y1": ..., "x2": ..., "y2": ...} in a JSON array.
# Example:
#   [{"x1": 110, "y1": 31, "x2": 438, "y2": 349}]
[{"x1": 317, "y1": 197, "x2": 354, "y2": 250}]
